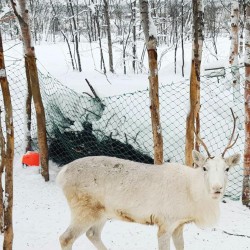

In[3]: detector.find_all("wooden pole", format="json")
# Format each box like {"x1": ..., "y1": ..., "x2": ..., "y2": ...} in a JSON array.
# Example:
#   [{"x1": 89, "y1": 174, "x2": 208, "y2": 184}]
[
  {"x1": 185, "y1": 0, "x2": 204, "y2": 166},
  {"x1": 10, "y1": 0, "x2": 49, "y2": 181},
  {"x1": 139, "y1": 0, "x2": 163, "y2": 164},
  {"x1": 229, "y1": 1, "x2": 241, "y2": 102},
  {"x1": 0, "y1": 28, "x2": 14, "y2": 250},
  {"x1": 242, "y1": 1, "x2": 250, "y2": 207}
]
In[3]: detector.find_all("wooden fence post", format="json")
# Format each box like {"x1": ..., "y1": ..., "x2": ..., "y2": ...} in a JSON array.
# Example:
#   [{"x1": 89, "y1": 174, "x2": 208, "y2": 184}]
[{"x1": 139, "y1": 0, "x2": 163, "y2": 164}]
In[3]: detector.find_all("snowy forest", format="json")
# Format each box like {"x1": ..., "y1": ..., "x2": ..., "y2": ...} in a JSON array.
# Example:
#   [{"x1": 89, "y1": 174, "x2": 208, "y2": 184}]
[
  {"x1": 0, "y1": 0, "x2": 235, "y2": 74},
  {"x1": 0, "y1": 0, "x2": 250, "y2": 249}
]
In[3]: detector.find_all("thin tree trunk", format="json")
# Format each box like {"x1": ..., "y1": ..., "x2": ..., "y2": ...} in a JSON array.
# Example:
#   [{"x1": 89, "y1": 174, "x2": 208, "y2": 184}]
[
  {"x1": 240, "y1": 32, "x2": 244, "y2": 56},
  {"x1": 122, "y1": 18, "x2": 133, "y2": 75},
  {"x1": 0, "y1": 108, "x2": 5, "y2": 233},
  {"x1": 195, "y1": 113, "x2": 200, "y2": 152},
  {"x1": 229, "y1": 1, "x2": 241, "y2": 102},
  {"x1": 24, "y1": 57, "x2": 32, "y2": 152},
  {"x1": 123, "y1": 46, "x2": 126, "y2": 74},
  {"x1": 76, "y1": 0, "x2": 80, "y2": 42},
  {"x1": 174, "y1": 19, "x2": 178, "y2": 74},
  {"x1": 66, "y1": 2, "x2": 75, "y2": 42},
  {"x1": 66, "y1": 2, "x2": 77, "y2": 68},
  {"x1": 92, "y1": 10, "x2": 97, "y2": 41},
  {"x1": 243, "y1": 2, "x2": 250, "y2": 208},
  {"x1": 26, "y1": 55, "x2": 49, "y2": 181},
  {"x1": 61, "y1": 30, "x2": 75, "y2": 70},
  {"x1": 93, "y1": 3, "x2": 106, "y2": 74},
  {"x1": 132, "y1": 0, "x2": 137, "y2": 73},
  {"x1": 103, "y1": 0, "x2": 114, "y2": 73},
  {"x1": 185, "y1": 0, "x2": 204, "y2": 166},
  {"x1": 139, "y1": 0, "x2": 163, "y2": 165},
  {"x1": 50, "y1": 0, "x2": 75, "y2": 71},
  {"x1": 68, "y1": 0, "x2": 82, "y2": 72},
  {"x1": 86, "y1": 10, "x2": 92, "y2": 43},
  {"x1": 11, "y1": 0, "x2": 49, "y2": 181},
  {"x1": 0, "y1": 29, "x2": 14, "y2": 250},
  {"x1": 239, "y1": 0, "x2": 245, "y2": 57},
  {"x1": 181, "y1": 0, "x2": 185, "y2": 77}
]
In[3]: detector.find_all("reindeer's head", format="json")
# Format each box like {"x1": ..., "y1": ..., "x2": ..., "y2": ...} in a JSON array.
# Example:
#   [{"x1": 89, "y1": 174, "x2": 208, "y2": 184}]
[
  {"x1": 192, "y1": 108, "x2": 241, "y2": 199},
  {"x1": 192, "y1": 150, "x2": 240, "y2": 199}
]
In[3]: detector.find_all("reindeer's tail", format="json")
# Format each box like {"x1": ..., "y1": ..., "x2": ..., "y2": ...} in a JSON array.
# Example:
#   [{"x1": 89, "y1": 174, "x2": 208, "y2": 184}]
[{"x1": 56, "y1": 165, "x2": 69, "y2": 189}]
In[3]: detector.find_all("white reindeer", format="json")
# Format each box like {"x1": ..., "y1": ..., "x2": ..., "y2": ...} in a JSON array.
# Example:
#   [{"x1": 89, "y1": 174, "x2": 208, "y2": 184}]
[{"x1": 57, "y1": 112, "x2": 240, "y2": 250}]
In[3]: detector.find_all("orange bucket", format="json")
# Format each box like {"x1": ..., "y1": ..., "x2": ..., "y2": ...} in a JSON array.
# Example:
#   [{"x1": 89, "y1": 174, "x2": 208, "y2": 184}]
[{"x1": 22, "y1": 151, "x2": 40, "y2": 167}]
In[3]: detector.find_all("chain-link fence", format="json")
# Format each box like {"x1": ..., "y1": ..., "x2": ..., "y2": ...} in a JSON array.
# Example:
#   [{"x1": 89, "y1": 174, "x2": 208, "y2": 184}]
[{"x1": 0, "y1": 59, "x2": 245, "y2": 200}]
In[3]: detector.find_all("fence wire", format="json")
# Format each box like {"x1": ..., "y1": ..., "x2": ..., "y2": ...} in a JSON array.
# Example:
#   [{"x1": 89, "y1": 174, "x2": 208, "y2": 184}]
[{"x1": 0, "y1": 60, "x2": 245, "y2": 200}]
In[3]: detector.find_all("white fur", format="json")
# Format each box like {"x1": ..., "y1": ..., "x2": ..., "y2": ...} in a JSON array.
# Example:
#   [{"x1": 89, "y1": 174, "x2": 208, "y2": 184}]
[{"x1": 57, "y1": 150, "x2": 240, "y2": 250}]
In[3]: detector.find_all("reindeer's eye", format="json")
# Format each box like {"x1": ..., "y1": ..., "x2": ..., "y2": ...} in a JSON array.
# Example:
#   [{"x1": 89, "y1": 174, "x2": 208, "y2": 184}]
[
  {"x1": 225, "y1": 168, "x2": 230, "y2": 172},
  {"x1": 203, "y1": 167, "x2": 207, "y2": 171}
]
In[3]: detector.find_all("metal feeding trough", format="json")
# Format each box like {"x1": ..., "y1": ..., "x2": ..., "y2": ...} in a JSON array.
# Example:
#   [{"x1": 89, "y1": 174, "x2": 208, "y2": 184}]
[{"x1": 22, "y1": 151, "x2": 40, "y2": 167}]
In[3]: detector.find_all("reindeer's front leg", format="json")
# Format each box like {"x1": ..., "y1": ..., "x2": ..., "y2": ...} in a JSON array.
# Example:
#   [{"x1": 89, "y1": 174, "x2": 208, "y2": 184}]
[{"x1": 157, "y1": 225, "x2": 171, "y2": 250}]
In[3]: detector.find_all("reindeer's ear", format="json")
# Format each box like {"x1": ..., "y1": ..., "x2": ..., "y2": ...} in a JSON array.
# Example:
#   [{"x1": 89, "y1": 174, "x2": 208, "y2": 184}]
[
  {"x1": 192, "y1": 150, "x2": 206, "y2": 168},
  {"x1": 225, "y1": 153, "x2": 241, "y2": 167}
]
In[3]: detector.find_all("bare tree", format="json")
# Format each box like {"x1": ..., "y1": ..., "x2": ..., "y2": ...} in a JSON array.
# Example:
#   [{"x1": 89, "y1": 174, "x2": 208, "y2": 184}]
[
  {"x1": 0, "y1": 0, "x2": 234, "y2": 75},
  {"x1": 229, "y1": 1, "x2": 241, "y2": 102},
  {"x1": 92, "y1": 0, "x2": 106, "y2": 74},
  {"x1": 0, "y1": 108, "x2": 5, "y2": 234},
  {"x1": 24, "y1": 57, "x2": 32, "y2": 152},
  {"x1": 103, "y1": 0, "x2": 114, "y2": 73},
  {"x1": 50, "y1": 0, "x2": 76, "y2": 70},
  {"x1": 122, "y1": 16, "x2": 133, "y2": 74},
  {"x1": 68, "y1": 0, "x2": 82, "y2": 72},
  {"x1": 181, "y1": 0, "x2": 185, "y2": 77},
  {"x1": 10, "y1": 0, "x2": 49, "y2": 181},
  {"x1": 131, "y1": 0, "x2": 137, "y2": 73},
  {"x1": 243, "y1": 0, "x2": 250, "y2": 208},
  {"x1": 185, "y1": 0, "x2": 204, "y2": 166},
  {"x1": 139, "y1": 0, "x2": 163, "y2": 164},
  {"x1": 239, "y1": 0, "x2": 245, "y2": 56},
  {"x1": 0, "y1": 29, "x2": 14, "y2": 250}
]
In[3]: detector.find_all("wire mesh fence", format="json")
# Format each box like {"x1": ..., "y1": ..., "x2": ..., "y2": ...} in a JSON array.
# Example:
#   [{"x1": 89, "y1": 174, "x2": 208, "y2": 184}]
[{"x1": 0, "y1": 59, "x2": 245, "y2": 200}]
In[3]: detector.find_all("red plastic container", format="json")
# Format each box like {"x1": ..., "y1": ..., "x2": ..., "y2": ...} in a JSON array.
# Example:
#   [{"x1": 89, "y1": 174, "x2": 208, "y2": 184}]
[{"x1": 22, "y1": 151, "x2": 40, "y2": 167}]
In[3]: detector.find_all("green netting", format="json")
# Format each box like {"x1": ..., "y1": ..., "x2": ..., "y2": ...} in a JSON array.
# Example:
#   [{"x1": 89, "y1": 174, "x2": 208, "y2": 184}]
[{"x1": 1, "y1": 60, "x2": 245, "y2": 200}]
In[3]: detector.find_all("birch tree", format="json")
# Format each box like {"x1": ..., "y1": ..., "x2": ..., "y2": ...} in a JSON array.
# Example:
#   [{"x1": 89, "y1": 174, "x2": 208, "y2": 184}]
[
  {"x1": 181, "y1": 0, "x2": 185, "y2": 77},
  {"x1": 103, "y1": 0, "x2": 114, "y2": 73},
  {"x1": 239, "y1": 0, "x2": 245, "y2": 56},
  {"x1": 91, "y1": 0, "x2": 106, "y2": 74},
  {"x1": 50, "y1": 0, "x2": 76, "y2": 70},
  {"x1": 132, "y1": 0, "x2": 137, "y2": 73},
  {"x1": 185, "y1": 0, "x2": 204, "y2": 166},
  {"x1": 243, "y1": 0, "x2": 250, "y2": 208},
  {"x1": 229, "y1": 1, "x2": 241, "y2": 102},
  {"x1": 68, "y1": 0, "x2": 82, "y2": 72},
  {"x1": 139, "y1": 0, "x2": 163, "y2": 164},
  {"x1": 10, "y1": 0, "x2": 49, "y2": 181},
  {"x1": 0, "y1": 108, "x2": 4, "y2": 234},
  {"x1": 0, "y1": 29, "x2": 14, "y2": 250}
]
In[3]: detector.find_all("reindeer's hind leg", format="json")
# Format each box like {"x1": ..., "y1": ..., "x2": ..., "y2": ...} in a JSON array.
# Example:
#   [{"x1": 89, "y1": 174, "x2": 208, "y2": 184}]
[
  {"x1": 86, "y1": 220, "x2": 107, "y2": 250},
  {"x1": 60, "y1": 215, "x2": 105, "y2": 250},
  {"x1": 172, "y1": 224, "x2": 184, "y2": 250},
  {"x1": 59, "y1": 222, "x2": 88, "y2": 250},
  {"x1": 60, "y1": 193, "x2": 106, "y2": 250}
]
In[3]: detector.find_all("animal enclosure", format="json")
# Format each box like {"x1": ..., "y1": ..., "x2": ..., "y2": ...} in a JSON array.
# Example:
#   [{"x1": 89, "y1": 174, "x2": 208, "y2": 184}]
[{"x1": 1, "y1": 60, "x2": 245, "y2": 200}]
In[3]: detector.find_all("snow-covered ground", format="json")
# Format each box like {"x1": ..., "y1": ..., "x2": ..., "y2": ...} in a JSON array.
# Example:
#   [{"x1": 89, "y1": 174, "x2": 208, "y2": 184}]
[
  {"x1": 8, "y1": 161, "x2": 250, "y2": 250},
  {"x1": 0, "y1": 36, "x2": 250, "y2": 249}
]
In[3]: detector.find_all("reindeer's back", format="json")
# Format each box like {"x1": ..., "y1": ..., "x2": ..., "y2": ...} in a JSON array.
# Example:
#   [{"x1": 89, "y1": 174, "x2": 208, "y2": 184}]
[
  {"x1": 57, "y1": 156, "x2": 154, "y2": 189},
  {"x1": 57, "y1": 156, "x2": 193, "y2": 205}
]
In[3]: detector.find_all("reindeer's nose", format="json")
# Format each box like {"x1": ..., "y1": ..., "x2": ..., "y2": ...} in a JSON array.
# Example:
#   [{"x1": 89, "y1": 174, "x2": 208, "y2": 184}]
[{"x1": 212, "y1": 185, "x2": 223, "y2": 192}]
